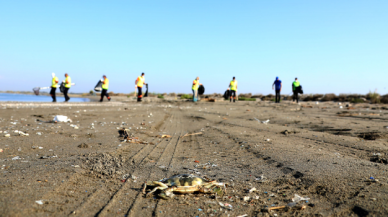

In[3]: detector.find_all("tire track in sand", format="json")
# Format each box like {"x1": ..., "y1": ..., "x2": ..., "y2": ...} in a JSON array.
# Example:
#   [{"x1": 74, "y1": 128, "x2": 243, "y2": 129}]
[
  {"x1": 124, "y1": 114, "x2": 183, "y2": 217},
  {"x1": 31, "y1": 113, "x2": 173, "y2": 216},
  {"x1": 93, "y1": 114, "x2": 181, "y2": 217},
  {"x1": 68, "y1": 114, "x2": 176, "y2": 216}
]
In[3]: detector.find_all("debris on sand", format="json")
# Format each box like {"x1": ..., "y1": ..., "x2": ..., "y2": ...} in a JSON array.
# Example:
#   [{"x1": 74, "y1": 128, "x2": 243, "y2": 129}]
[
  {"x1": 35, "y1": 200, "x2": 44, "y2": 205},
  {"x1": 70, "y1": 124, "x2": 79, "y2": 129},
  {"x1": 181, "y1": 132, "x2": 203, "y2": 138},
  {"x1": 78, "y1": 143, "x2": 89, "y2": 148},
  {"x1": 255, "y1": 175, "x2": 267, "y2": 182},
  {"x1": 248, "y1": 187, "x2": 257, "y2": 193},
  {"x1": 281, "y1": 130, "x2": 299, "y2": 135},
  {"x1": 118, "y1": 128, "x2": 148, "y2": 144},
  {"x1": 262, "y1": 120, "x2": 270, "y2": 124},
  {"x1": 53, "y1": 115, "x2": 72, "y2": 123},
  {"x1": 40, "y1": 155, "x2": 57, "y2": 159},
  {"x1": 157, "y1": 135, "x2": 171, "y2": 138},
  {"x1": 292, "y1": 194, "x2": 310, "y2": 203},
  {"x1": 18, "y1": 131, "x2": 29, "y2": 136},
  {"x1": 219, "y1": 202, "x2": 233, "y2": 210}
]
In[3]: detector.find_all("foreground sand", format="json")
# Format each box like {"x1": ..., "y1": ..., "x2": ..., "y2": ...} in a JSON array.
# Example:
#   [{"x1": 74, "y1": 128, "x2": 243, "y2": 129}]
[{"x1": 1, "y1": 100, "x2": 387, "y2": 217}]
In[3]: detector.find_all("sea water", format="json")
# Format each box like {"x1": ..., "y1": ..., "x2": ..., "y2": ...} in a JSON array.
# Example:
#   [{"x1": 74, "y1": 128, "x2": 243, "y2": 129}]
[{"x1": 0, "y1": 93, "x2": 90, "y2": 102}]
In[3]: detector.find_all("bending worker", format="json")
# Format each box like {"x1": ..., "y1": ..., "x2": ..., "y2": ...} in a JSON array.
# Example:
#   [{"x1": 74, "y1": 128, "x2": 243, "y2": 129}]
[
  {"x1": 50, "y1": 73, "x2": 58, "y2": 102},
  {"x1": 192, "y1": 77, "x2": 202, "y2": 101},
  {"x1": 292, "y1": 77, "x2": 300, "y2": 103},
  {"x1": 272, "y1": 77, "x2": 282, "y2": 103},
  {"x1": 229, "y1": 77, "x2": 238, "y2": 102},
  {"x1": 135, "y1": 72, "x2": 146, "y2": 102},
  {"x1": 100, "y1": 75, "x2": 111, "y2": 102},
  {"x1": 64, "y1": 73, "x2": 71, "y2": 102}
]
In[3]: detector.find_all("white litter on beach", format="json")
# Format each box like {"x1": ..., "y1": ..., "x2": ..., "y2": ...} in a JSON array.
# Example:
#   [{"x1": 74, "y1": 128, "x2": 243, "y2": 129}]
[{"x1": 53, "y1": 115, "x2": 72, "y2": 123}]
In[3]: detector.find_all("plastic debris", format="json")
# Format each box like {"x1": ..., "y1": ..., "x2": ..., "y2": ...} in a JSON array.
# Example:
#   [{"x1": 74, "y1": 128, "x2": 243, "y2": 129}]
[
  {"x1": 255, "y1": 175, "x2": 267, "y2": 183},
  {"x1": 53, "y1": 115, "x2": 72, "y2": 123},
  {"x1": 237, "y1": 215, "x2": 248, "y2": 217},
  {"x1": 12, "y1": 156, "x2": 21, "y2": 160},
  {"x1": 4, "y1": 134, "x2": 10, "y2": 137},
  {"x1": 287, "y1": 202, "x2": 296, "y2": 207},
  {"x1": 35, "y1": 200, "x2": 44, "y2": 205},
  {"x1": 262, "y1": 120, "x2": 270, "y2": 124},
  {"x1": 0, "y1": 149, "x2": 3, "y2": 153},
  {"x1": 292, "y1": 194, "x2": 310, "y2": 203},
  {"x1": 218, "y1": 202, "x2": 233, "y2": 210},
  {"x1": 243, "y1": 196, "x2": 250, "y2": 201},
  {"x1": 19, "y1": 131, "x2": 29, "y2": 136},
  {"x1": 248, "y1": 187, "x2": 257, "y2": 193}
]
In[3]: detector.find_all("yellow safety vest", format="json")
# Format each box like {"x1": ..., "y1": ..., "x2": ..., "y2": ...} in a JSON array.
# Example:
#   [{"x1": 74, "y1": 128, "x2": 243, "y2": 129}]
[
  {"x1": 192, "y1": 80, "x2": 199, "y2": 90},
  {"x1": 65, "y1": 76, "x2": 71, "y2": 88},
  {"x1": 293, "y1": 81, "x2": 300, "y2": 91},
  {"x1": 102, "y1": 78, "x2": 109, "y2": 90},
  {"x1": 137, "y1": 76, "x2": 145, "y2": 87},
  {"x1": 230, "y1": 80, "x2": 237, "y2": 91},
  {"x1": 52, "y1": 77, "x2": 58, "y2": 88}
]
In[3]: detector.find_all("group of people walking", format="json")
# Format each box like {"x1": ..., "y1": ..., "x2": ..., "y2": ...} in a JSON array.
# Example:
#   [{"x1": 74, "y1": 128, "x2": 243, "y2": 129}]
[
  {"x1": 50, "y1": 73, "x2": 72, "y2": 102},
  {"x1": 49, "y1": 73, "x2": 146, "y2": 102},
  {"x1": 49, "y1": 73, "x2": 302, "y2": 103},
  {"x1": 223, "y1": 76, "x2": 302, "y2": 103},
  {"x1": 272, "y1": 77, "x2": 302, "y2": 103}
]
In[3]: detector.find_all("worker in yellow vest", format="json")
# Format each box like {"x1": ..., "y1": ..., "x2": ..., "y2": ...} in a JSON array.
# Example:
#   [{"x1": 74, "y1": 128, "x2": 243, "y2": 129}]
[
  {"x1": 100, "y1": 75, "x2": 111, "y2": 102},
  {"x1": 135, "y1": 72, "x2": 147, "y2": 102},
  {"x1": 229, "y1": 77, "x2": 238, "y2": 102},
  {"x1": 50, "y1": 73, "x2": 59, "y2": 102},
  {"x1": 64, "y1": 73, "x2": 71, "y2": 102},
  {"x1": 192, "y1": 77, "x2": 202, "y2": 101},
  {"x1": 292, "y1": 77, "x2": 300, "y2": 103}
]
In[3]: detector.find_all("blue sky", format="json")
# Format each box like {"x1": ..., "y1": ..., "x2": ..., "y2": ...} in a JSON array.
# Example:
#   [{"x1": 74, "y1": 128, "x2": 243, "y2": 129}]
[{"x1": 1, "y1": 1, "x2": 387, "y2": 95}]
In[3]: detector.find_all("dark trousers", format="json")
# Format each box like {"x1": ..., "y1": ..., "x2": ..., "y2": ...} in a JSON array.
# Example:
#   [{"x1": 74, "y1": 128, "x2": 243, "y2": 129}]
[
  {"x1": 64, "y1": 88, "x2": 70, "y2": 101},
  {"x1": 137, "y1": 87, "x2": 142, "y2": 102},
  {"x1": 275, "y1": 89, "x2": 280, "y2": 103},
  {"x1": 100, "y1": 89, "x2": 110, "y2": 102},
  {"x1": 50, "y1": 87, "x2": 57, "y2": 102},
  {"x1": 230, "y1": 90, "x2": 236, "y2": 102},
  {"x1": 293, "y1": 91, "x2": 299, "y2": 103}
]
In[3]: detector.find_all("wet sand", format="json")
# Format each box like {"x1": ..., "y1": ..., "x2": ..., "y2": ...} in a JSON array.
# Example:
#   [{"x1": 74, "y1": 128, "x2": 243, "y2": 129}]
[{"x1": 1, "y1": 99, "x2": 388, "y2": 216}]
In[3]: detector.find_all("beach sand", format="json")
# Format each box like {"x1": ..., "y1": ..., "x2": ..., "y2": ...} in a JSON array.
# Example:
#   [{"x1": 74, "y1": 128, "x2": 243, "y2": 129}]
[{"x1": 1, "y1": 99, "x2": 387, "y2": 216}]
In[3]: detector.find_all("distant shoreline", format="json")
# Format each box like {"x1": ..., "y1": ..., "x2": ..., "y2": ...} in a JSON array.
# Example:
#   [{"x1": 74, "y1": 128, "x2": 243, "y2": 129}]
[{"x1": 1, "y1": 90, "x2": 387, "y2": 104}]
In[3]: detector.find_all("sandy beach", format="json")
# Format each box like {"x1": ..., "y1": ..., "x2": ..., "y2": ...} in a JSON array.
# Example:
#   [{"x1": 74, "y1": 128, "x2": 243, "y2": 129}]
[{"x1": 1, "y1": 99, "x2": 387, "y2": 216}]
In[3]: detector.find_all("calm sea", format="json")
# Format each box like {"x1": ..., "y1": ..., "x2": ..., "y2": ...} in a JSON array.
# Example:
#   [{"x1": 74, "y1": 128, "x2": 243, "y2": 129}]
[{"x1": 0, "y1": 93, "x2": 90, "y2": 102}]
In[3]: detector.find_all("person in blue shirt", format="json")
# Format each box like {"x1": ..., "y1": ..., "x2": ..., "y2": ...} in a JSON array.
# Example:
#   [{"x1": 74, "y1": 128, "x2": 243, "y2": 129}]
[{"x1": 272, "y1": 77, "x2": 282, "y2": 103}]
